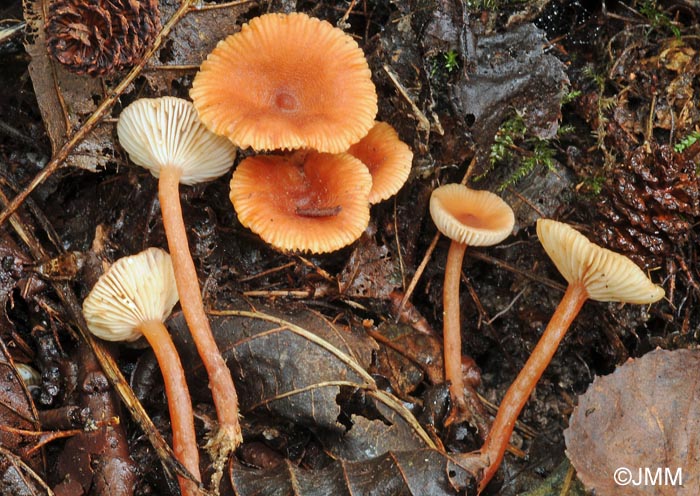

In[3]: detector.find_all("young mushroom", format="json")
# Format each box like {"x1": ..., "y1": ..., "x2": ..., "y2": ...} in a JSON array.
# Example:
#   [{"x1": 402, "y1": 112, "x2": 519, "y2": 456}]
[
  {"x1": 82, "y1": 248, "x2": 200, "y2": 496},
  {"x1": 478, "y1": 219, "x2": 665, "y2": 492},
  {"x1": 191, "y1": 12, "x2": 377, "y2": 153},
  {"x1": 116, "y1": 97, "x2": 242, "y2": 462},
  {"x1": 429, "y1": 184, "x2": 515, "y2": 421},
  {"x1": 346, "y1": 121, "x2": 414, "y2": 204},
  {"x1": 229, "y1": 150, "x2": 372, "y2": 253}
]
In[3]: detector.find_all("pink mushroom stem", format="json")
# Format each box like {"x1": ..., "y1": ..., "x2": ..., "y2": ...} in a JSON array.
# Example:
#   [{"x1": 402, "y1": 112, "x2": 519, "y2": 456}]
[
  {"x1": 443, "y1": 240, "x2": 468, "y2": 411},
  {"x1": 158, "y1": 166, "x2": 242, "y2": 449},
  {"x1": 138, "y1": 320, "x2": 201, "y2": 496},
  {"x1": 479, "y1": 282, "x2": 588, "y2": 492}
]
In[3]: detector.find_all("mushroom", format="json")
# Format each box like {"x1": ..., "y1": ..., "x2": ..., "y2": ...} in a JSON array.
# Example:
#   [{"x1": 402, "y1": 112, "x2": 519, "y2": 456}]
[
  {"x1": 190, "y1": 12, "x2": 377, "y2": 153},
  {"x1": 346, "y1": 121, "x2": 413, "y2": 204},
  {"x1": 429, "y1": 184, "x2": 515, "y2": 419},
  {"x1": 229, "y1": 150, "x2": 372, "y2": 253},
  {"x1": 116, "y1": 97, "x2": 242, "y2": 460},
  {"x1": 478, "y1": 219, "x2": 665, "y2": 492},
  {"x1": 82, "y1": 248, "x2": 200, "y2": 496}
]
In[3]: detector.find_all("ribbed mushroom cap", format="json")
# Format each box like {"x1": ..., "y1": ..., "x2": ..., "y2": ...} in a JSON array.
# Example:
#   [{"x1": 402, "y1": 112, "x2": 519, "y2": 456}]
[
  {"x1": 117, "y1": 96, "x2": 237, "y2": 185},
  {"x1": 347, "y1": 121, "x2": 413, "y2": 204},
  {"x1": 230, "y1": 151, "x2": 372, "y2": 253},
  {"x1": 430, "y1": 184, "x2": 515, "y2": 246},
  {"x1": 190, "y1": 12, "x2": 377, "y2": 153},
  {"x1": 536, "y1": 219, "x2": 665, "y2": 304},
  {"x1": 82, "y1": 248, "x2": 179, "y2": 342}
]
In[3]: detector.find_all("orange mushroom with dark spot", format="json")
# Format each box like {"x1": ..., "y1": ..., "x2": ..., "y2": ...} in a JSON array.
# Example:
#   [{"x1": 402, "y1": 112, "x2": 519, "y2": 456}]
[
  {"x1": 429, "y1": 184, "x2": 515, "y2": 422},
  {"x1": 230, "y1": 150, "x2": 372, "y2": 253},
  {"x1": 82, "y1": 248, "x2": 200, "y2": 496},
  {"x1": 478, "y1": 219, "x2": 665, "y2": 492},
  {"x1": 190, "y1": 12, "x2": 377, "y2": 153},
  {"x1": 116, "y1": 97, "x2": 242, "y2": 469}
]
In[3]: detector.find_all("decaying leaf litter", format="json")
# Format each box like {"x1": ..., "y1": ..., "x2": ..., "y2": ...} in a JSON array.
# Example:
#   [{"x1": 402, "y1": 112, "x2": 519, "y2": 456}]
[{"x1": 0, "y1": 0, "x2": 698, "y2": 494}]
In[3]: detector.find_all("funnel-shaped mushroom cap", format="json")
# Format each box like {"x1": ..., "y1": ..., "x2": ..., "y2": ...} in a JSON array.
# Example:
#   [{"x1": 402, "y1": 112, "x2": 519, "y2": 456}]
[
  {"x1": 347, "y1": 121, "x2": 413, "y2": 204},
  {"x1": 117, "y1": 96, "x2": 237, "y2": 185},
  {"x1": 83, "y1": 248, "x2": 179, "y2": 342},
  {"x1": 536, "y1": 219, "x2": 665, "y2": 304},
  {"x1": 430, "y1": 184, "x2": 515, "y2": 246},
  {"x1": 191, "y1": 12, "x2": 377, "y2": 153},
  {"x1": 230, "y1": 151, "x2": 372, "y2": 253}
]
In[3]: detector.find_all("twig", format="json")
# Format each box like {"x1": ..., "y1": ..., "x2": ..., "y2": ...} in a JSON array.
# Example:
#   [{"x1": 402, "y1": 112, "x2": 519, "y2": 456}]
[
  {"x1": 0, "y1": 0, "x2": 197, "y2": 229},
  {"x1": 382, "y1": 64, "x2": 431, "y2": 133},
  {"x1": 394, "y1": 232, "x2": 440, "y2": 322},
  {"x1": 468, "y1": 250, "x2": 567, "y2": 293},
  {"x1": 486, "y1": 288, "x2": 526, "y2": 325},
  {"x1": 195, "y1": 0, "x2": 256, "y2": 11}
]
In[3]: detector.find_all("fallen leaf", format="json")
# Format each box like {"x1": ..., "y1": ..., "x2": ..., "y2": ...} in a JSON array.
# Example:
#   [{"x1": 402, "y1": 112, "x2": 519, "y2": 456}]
[
  {"x1": 565, "y1": 348, "x2": 700, "y2": 495},
  {"x1": 169, "y1": 302, "x2": 438, "y2": 457},
  {"x1": 228, "y1": 449, "x2": 483, "y2": 496}
]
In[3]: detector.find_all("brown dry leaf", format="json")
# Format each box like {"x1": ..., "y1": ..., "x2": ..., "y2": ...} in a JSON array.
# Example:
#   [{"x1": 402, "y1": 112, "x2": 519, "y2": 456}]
[
  {"x1": 369, "y1": 321, "x2": 445, "y2": 390},
  {"x1": 169, "y1": 302, "x2": 437, "y2": 458},
  {"x1": 565, "y1": 348, "x2": 700, "y2": 495},
  {"x1": 227, "y1": 449, "x2": 484, "y2": 496},
  {"x1": 338, "y1": 229, "x2": 402, "y2": 300}
]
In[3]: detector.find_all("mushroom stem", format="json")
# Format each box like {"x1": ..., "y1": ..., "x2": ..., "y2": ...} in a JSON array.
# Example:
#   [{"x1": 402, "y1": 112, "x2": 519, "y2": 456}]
[
  {"x1": 138, "y1": 319, "x2": 201, "y2": 496},
  {"x1": 478, "y1": 282, "x2": 588, "y2": 492},
  {"x1": 443, "y1": 240, "x2": 468, "y2": 413},
  {"x1": 158, "y1": 166, "x2": 243, "y2": 452}
]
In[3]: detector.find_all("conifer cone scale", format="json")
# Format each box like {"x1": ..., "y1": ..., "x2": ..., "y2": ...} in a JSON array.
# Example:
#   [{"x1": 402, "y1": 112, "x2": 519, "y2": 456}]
[
  {"x1": 596, "y1": 142, "x2": 700, "y2": 268},
  {"x1": 45, "y1": 0, "x2": 161, "y2": 77}
]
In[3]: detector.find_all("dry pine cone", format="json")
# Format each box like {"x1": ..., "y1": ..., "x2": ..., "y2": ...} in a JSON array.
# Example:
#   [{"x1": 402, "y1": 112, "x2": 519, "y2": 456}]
[
  {"x1": 596, "y1": 142, "x2": 700, "y2": 268},
  {"x1": 45, "y1": 0, "x2": 161, "y2": 77}
]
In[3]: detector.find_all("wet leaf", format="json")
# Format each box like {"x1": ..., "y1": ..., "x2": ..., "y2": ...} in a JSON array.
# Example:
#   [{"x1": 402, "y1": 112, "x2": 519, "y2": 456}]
[
  {"x1": 565, "y1": 348, "x2": 700, "y2": 495},
  {"x1": 0, "y1": 447, "x2": 51, "y2": 496},
  {"x1": 228, "y1": 449, "x2": 483, "y2": 496},
  {"x1": 169, "y1": 303, "x2": 438, "y2": 457},
  {"x1": 143, "y1": 0, "x2": 250, "y2": 92},
  {"x1": 451, "y1": 23, "x2": 569, "y2": 152}
]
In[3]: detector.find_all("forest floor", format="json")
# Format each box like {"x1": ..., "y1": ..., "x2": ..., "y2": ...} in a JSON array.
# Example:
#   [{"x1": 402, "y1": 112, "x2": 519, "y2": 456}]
[{"x1": 0, "y1": 0, "x2": 698, "y2": 495}]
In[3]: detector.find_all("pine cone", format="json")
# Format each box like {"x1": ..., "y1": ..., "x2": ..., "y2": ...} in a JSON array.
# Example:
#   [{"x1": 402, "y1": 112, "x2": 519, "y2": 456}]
[
  {"x1": 45, "y1": 0, "x2": 161, "y2": 77},
  {"x1": 596, "y1": 142, "x2": 700, "y2": 268}
]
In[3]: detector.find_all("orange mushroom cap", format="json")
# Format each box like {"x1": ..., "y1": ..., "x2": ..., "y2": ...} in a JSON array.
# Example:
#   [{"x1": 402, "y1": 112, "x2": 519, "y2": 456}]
[
  {"x1": 229, "y1": 151, "x2": 372, "y2": 253},
  {"x1": 430, "y1": 184, "x2": 515, "y2": 246},
  {"x1": 347, "y1": 121, "x2": 413, "y2": 204},
  {"x1": 191, "y1": 12, "x2": 377, "y2": 153}
]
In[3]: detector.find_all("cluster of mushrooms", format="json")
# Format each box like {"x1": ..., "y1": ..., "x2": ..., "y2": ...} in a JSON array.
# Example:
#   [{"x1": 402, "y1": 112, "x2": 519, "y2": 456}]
[
  {"x1": 82, "y1": 12, "x2": 412, "y2": 496},
  {"x1": 428, "y1": 188, "x2": 664, "y2": 490},
  {"x1": 79, "y1": 11, "x2": 666, "y2": 496}
]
